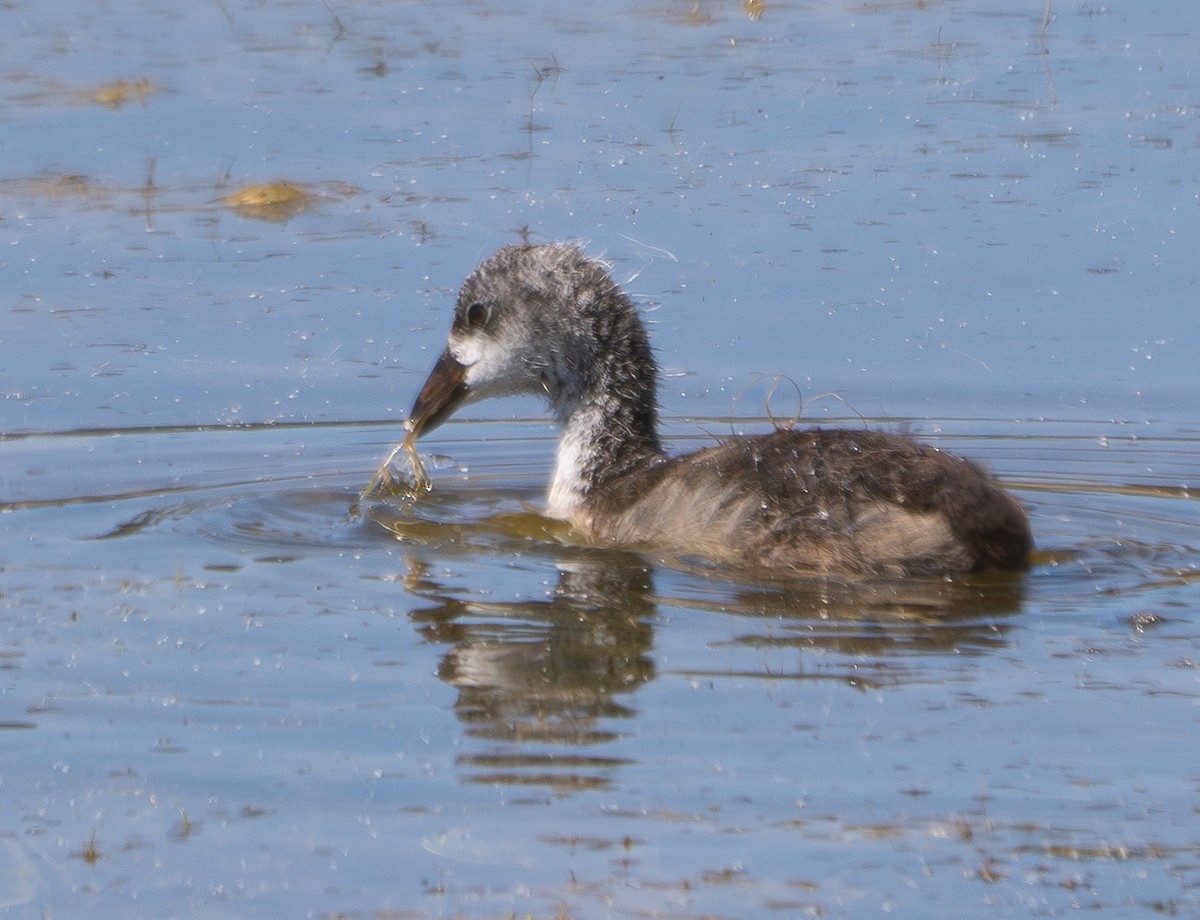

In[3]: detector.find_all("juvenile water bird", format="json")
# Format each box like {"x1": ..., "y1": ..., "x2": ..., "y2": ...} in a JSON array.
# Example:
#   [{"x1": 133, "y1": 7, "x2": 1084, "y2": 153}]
[{"x1": 405, "y1": 243, "x2": 1032, "y2": 576}]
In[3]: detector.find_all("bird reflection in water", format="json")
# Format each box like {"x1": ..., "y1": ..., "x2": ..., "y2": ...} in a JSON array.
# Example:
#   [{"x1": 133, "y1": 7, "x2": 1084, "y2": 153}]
[
  {"x1": 404, "y1": 549, "x2": 656, "y2": 794},
  {"x1": 379, "y1": 521, "x2": 1026, "y2": 795}
]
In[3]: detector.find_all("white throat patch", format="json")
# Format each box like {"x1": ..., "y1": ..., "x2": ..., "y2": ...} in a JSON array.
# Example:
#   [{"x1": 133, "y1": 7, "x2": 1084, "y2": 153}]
[{"x1": 546, "y1": 406, "x2": 600, "y2": 521}]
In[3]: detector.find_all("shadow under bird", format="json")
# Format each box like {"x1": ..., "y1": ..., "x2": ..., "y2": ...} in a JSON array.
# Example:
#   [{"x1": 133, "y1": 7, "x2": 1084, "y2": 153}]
[{"x1": 404, "y1": 243, "x2": 1032, "y2": 577}]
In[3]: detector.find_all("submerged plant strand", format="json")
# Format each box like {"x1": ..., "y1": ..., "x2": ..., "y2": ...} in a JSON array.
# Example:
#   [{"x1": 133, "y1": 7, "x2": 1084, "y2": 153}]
[{"x1": 362, "y1": 429, "x2": 431, "y2": 500}]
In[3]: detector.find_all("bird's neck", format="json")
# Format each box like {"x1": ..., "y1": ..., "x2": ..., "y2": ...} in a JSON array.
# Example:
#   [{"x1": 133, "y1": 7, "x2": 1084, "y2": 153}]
[{"x1": 546, "y1": 367, "x2": 662, "y2": 521}]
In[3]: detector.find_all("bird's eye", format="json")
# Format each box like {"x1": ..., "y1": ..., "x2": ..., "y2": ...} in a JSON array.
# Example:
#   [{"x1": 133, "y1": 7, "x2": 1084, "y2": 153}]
[{"x1": 464, "y1": 301, "x2": 490, "y2": 330}]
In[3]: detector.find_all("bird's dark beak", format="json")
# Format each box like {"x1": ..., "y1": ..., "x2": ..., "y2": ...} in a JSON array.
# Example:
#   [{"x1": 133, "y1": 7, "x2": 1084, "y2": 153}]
[{"x1": 406, "y1": 348, "x2": 469, "y2": 440}]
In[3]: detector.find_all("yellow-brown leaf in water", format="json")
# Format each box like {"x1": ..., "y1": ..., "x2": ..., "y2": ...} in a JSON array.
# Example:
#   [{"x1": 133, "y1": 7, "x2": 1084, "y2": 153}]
[
  {"x1": 224, "y1": 182, "x2": 309, "y2": 208},
  {"x1": 223, "y1": 182, "x2": 313, "y2": 222},
  {"x1": 89, "y1": 77, "x2": 157, "y2": 108},
  {"x1": 743, "y1": 0, "x2": 765, "y2": 20}
]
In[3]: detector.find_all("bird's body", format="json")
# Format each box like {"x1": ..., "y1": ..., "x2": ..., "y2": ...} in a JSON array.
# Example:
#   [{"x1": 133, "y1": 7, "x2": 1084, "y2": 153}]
[{"x1": 404, "y1": 243, "x2": 1031, "y2": 576}]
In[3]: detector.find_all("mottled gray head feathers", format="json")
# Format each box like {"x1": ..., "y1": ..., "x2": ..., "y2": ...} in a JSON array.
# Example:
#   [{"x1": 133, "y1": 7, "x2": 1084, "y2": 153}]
[{"x1": 448, "y1": 243, "x2": 658, "y2": 418}]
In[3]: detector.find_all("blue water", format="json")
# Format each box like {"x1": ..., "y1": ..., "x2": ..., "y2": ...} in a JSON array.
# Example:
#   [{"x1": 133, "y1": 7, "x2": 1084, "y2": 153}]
[{"x1": 2, "y1": 1, "x2": 1199, "y2": 917}]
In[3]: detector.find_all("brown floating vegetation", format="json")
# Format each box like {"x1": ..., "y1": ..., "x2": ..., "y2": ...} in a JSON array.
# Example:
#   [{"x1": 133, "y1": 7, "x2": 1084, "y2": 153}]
[
  {"x1": 7, "y1": 75, "x2": 160, "y2": 108},
  {"x1": 89, "y1": 77, "x2": 158, "y2": 108},
  {"x1": 0, "y1": 173, "x2": 104, "y2": 201},
  {"x1": 76, "y1": 830, "x2": 104, "y2": 864},
  {"x1": 0, "y1": 169, "x2": 359, "y2": 230}
]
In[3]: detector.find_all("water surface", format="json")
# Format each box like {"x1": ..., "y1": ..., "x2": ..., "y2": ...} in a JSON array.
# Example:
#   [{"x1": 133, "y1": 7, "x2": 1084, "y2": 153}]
[{"x1": 2, "y1": 1, "x2": 1199, "y2": 918}]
